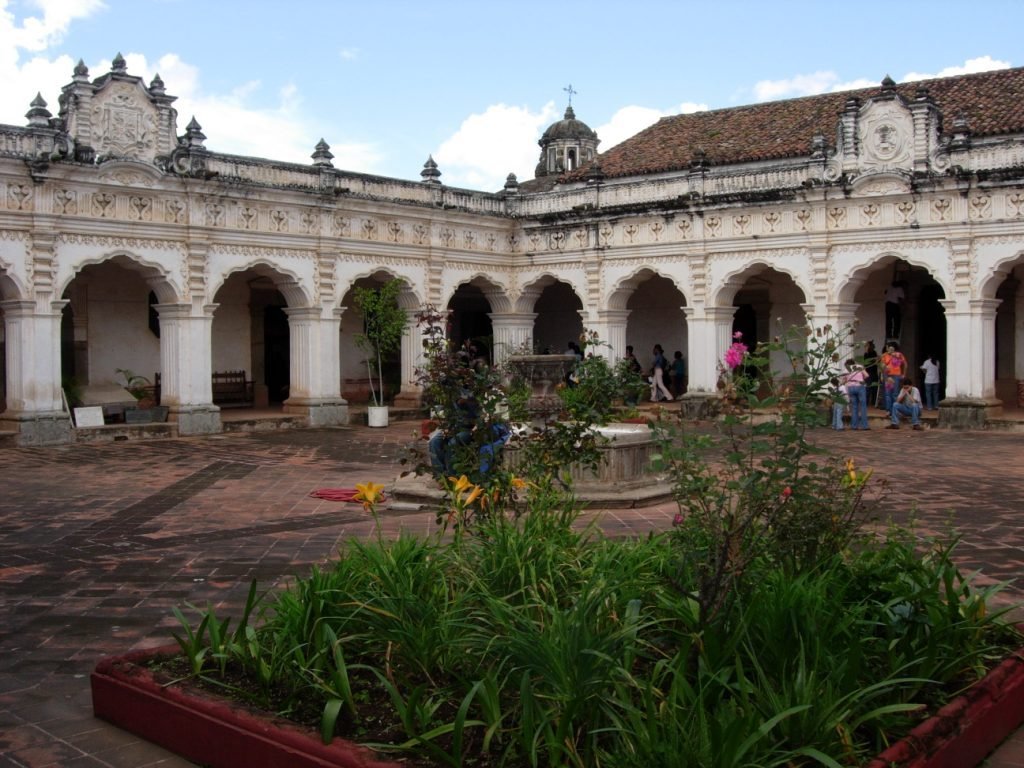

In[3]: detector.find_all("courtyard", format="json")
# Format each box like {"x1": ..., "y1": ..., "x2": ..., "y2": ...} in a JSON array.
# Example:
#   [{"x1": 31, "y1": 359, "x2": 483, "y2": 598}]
[{"x1": 1, "y1": 419, "x2": 1023, "y2": 766}]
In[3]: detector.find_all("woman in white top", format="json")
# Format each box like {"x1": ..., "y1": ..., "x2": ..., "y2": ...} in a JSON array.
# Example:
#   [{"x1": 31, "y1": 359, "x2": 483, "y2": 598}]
[{"x1": 920, "y1": 355, "x2": 941, "y2": 410}]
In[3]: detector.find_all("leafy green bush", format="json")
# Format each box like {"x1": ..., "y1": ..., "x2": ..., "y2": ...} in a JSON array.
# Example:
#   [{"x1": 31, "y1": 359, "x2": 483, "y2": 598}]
[{"x1": 169, "y1": 319, "x2": 1021, "y2": 767}]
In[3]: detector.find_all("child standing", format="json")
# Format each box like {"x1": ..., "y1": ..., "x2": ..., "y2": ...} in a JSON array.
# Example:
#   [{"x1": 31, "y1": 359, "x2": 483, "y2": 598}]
[{"x1": 831, "y1": 376, "x2": 848, "y2": 430}]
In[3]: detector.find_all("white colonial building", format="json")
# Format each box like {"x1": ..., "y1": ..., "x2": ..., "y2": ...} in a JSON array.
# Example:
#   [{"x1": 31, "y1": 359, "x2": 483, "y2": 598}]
[{"x1": 1, "y1": 55, "x2": 1023, "y2": 444}]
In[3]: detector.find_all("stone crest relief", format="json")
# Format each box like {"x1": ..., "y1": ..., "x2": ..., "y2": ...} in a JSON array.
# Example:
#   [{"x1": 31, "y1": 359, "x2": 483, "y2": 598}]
[
  {"x1": 90, "y1": 83, "x2": 158, "y2": 162},
  {"x1": 856, "y1": 101, "x2": 912, "y2": 174}
]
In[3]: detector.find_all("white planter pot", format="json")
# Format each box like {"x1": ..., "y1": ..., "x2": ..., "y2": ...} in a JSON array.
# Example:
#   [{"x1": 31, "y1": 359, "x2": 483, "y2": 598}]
[{"x1": 367, "y1": 405, "x2": 389, "y2": 428}]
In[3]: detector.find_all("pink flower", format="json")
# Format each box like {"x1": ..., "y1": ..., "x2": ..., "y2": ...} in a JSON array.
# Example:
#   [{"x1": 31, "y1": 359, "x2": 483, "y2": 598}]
[
  {"x1": 724, "y1": 342, "x2": 748, "y2": 370},
  {"x1": 733, "y1": 331, "x2": 743, "y2": 340},
  {"x1": 672, "y1": 513, "x2": 684, "y2": 527},
  {"x1": 781, "y1": 486, "x2": 792, "y2": 500}
]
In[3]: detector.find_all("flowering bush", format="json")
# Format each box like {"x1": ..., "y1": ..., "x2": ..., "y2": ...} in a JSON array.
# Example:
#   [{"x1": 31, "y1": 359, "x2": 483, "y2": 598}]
[{"x1": 655, "y1": 320, "x2": 876, "y2": 626}]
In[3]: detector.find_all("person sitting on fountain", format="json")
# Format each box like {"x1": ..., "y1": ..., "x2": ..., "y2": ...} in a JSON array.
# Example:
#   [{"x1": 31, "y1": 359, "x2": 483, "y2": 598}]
[{"x1": 425, "y1": 387, "x2": 509, "y2": 479}]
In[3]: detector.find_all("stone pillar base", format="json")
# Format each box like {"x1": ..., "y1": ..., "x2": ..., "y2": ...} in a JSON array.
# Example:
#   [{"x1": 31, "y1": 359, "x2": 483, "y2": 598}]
[
  {"x1": 283, "y1": 398, "x2": 349, "y2": 427},
  {"x1": 679, "y1": 392, "x2": 722, "y2": 421},
  {"x1": 172, "y1": 405, "x2": 222, "y2": 436},
  {"x1": 937, "y1": 398, "x2": 1003, "y2": 430},
  {"x1": 0, "y1": 410, "x2": 73, "y2": 446}
]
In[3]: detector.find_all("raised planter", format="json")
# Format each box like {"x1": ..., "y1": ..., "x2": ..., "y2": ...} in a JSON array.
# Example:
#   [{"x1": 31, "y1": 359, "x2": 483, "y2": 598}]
[
  {"x1": 91, "y1": 645, "x2": 400, "y2": 768},
  {"x1": 93, "y1": 646, "x2": 1024, "y2": 768}
]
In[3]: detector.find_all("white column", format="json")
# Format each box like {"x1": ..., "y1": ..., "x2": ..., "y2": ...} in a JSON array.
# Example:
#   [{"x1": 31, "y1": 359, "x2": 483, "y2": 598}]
[
  {"x1": 822, "y1": 302, "x2": 859, "y2": 367},
  {"x1": 155, "y1": 303, "x2": 214, "y2": 406},
  {"x1": 592, "y1": 309, "x2": 630, "y2": 361},
  {"x1": 684, "y1": 305, "x2": 736, "y2": 392},
  {"x1": 489, "y1": 312, "x2": 536, "y2": 366},
  {"x1": 395, "y1": 307, "x2": 424, "y2": 407},
  {"x1": 154, "y1": 302, "x2": 220, "y2": 435},
  {"x1": 283, "y1": 306, "x2": 348, "y2": 425},
  {"x1": 974, "y1": 298, "x2": 1001, "y2": 400},
  {"x1": 0, "y1": 299, "x2": 71, "y2": 444},
  {"x1": 1, "y1": 299, "x2": 64, "y2": 413},
  {"x1": 942, "y1": 298, "x2": 999, "y2": 399},
  {"x1": 284, "y1": 307, "x2": 319, "y2": 400}
]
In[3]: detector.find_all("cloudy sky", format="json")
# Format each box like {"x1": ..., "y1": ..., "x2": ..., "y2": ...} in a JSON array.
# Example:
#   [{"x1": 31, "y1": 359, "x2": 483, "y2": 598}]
[{"x1": 0, "y1": 0, "x2": 1018, "y2": 191}]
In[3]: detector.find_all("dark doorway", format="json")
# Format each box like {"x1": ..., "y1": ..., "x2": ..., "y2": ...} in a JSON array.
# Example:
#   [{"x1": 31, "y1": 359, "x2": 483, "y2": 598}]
[{"x1": 264, "y1": 305, "x2": 290, "y2": 403}]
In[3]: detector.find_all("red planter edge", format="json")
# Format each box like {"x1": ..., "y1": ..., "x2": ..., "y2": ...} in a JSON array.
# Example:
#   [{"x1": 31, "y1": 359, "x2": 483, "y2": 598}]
[
  {"x1": 93, "y1": 645, "x2": 1024, "y2": 768},
  {"x1": 866, "y1": 650, "x2": 1024, "y2": 768},
  {"x1": 90, "y1": 645, "x2": 401, "y2": 768}
]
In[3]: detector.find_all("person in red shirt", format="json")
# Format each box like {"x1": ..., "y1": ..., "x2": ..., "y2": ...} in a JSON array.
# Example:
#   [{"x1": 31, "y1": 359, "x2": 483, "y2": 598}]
[{"x1": 879, "y1": 342, "x2": 907, "y2": 412}]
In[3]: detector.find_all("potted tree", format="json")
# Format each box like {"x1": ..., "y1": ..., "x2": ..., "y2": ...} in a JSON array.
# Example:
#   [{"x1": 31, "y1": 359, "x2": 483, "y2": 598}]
[{"x1": 352, "y1": 279, "x2": 407, "y2": 428}]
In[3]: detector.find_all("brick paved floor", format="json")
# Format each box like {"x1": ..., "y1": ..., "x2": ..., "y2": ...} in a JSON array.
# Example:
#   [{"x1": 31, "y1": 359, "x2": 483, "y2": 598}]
[{"x1": 0, "y1": 420, "x2": 1022, "y2": 766}]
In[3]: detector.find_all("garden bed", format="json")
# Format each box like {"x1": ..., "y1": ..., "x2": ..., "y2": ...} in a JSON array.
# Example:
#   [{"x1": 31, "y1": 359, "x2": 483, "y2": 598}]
[{"x1": 93, "y1": 644, "x2": 1024, "y2": 768}]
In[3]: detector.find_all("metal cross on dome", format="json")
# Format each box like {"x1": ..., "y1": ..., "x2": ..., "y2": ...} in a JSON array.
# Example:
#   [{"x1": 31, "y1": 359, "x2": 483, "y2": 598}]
[{"x1": 563, "y1": 84, "x2": 577, "y2": 106}]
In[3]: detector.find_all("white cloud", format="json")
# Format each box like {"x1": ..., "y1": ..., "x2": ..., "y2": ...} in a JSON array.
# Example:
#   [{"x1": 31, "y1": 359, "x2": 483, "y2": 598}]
[
  {"x1": 754, "y1": 70, "x2": 842, "y2": 101},
  {"x1": 0, "y1": 6, "x2": 383, "y2": 174},
  {"x1": 902, "y1": 55, "x2": 1012, "y2": 81},
  {"x1": 0, "y1": 0, "x2": 105, "y2": 122},
  {"x1": 434, "y1": 102, "x2": 558, "y2": 190},
  {"x1": 597, "y1": 102, "x2": 707, "y2": 151},
  {"x1": 751, "y1": 56, "x2": 1013, "y2": 102}
]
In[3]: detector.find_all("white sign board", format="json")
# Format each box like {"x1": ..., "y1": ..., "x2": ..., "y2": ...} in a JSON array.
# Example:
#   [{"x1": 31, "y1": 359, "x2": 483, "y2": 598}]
[{"x1": 73, "y1": 406, "x2": 105, "y2": 428}]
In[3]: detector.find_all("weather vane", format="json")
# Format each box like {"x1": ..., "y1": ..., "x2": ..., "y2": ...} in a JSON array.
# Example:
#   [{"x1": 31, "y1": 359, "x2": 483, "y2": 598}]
[{"x1": 563, "y1": 84, "x2": 577, "y2": 107}]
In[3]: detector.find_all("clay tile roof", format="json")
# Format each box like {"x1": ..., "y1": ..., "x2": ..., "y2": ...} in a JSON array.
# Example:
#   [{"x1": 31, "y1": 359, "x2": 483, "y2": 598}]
[{"x1": 566, "y1": 66, "x2": 1024, "y2": 182}]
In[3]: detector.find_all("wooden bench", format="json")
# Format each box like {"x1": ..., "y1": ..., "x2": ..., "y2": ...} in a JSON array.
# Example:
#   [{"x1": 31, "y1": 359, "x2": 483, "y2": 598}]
[{"x1": 153, "y1": 371, "x2": 255, "y2": 408}]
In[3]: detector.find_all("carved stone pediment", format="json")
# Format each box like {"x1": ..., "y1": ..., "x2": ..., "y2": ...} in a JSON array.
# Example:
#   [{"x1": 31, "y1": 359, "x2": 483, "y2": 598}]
[
  {"x1": 91, "y1": 81, "x2": 161, "y2": 163},
  {"x1": 856, "y1": 98, "x2": 913, "y2": 175},
  {"x1": 96, "y1": 159, "x2": 164, "y2": 186},
  {"x1": 850, "y1": 170, "x2": 912, "y2": 197}
]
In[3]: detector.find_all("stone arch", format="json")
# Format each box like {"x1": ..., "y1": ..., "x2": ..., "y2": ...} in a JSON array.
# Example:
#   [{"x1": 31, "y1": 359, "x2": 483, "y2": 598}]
[
  {"x1": 836, "y1": 251, "x2": 951, "y2": 305},
  {"x1": 606, "y1": 267, "x2": 688, "y2": 310},
  {"x1": 212, "y1": 261, "x2": 311, "y2": 308},
  {"x1": 711, "y1": 260, "x2": 809, "y2": 308},
  {"x1": 517, "y1": 272, "x2": 584, "y2": 314},
  {"x1": 982, "y1": 251, "x2": 1024, "y2": 406},
  {"x1": 522, "y1": 274, "x2": 585, "y2": 354},
  {"x1": 0, "y1": 268, "x2": 25, "y2": 301},
  {"x1": 57, "y1": 252, "x2": 180, "y2": 391},
  {"x1": 444, "y1": 275, "x2": 509, "y2": 363},
  {"x1": 341, "y1": 266, "x2": 423, "y2": 309},
  {"x1": 449, "y1": 273, "x2": 512, "y2": 313},
  {"x1": 612, "y1": 268, "x2": 690, "y2": 389},
  {"x1": 979, "y1": 249, "x2": 1024, "y2": 300},
  {"x1": 59, "y1": 251, "x2": 182, "y2": 304},
  {"x1": 337, "y1": 269, "x2": 423, "y2": 404}
]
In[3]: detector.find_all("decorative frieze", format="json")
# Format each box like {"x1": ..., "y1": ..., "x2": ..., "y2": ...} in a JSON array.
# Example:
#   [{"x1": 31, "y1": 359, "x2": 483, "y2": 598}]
[{"x1": 8, "y1": 184, "x2": 33, "y2": 211}]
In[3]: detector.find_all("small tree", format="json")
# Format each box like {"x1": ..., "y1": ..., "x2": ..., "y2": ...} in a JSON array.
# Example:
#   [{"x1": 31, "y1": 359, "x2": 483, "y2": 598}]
[{"x1": 352, "y1": 279, "x2": 407, "y2": 407}]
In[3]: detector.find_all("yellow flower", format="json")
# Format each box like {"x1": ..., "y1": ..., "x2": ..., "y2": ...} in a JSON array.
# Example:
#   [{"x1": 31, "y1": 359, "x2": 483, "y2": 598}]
[
  {"x1": 464, "y1": 485, "x2": 484, "y2": 506},
  {"x1": 354, "y1": 481, "x2": 385, "y2": 507},
  {"x1": 511, "y1": 477, "x2": 529, "y2": 490},
  {"x1": 846, "y1": 459, "x2": 857, "y2": 483},
  {"x1": 448, "y1": 475, "x2": 473, "y2": 493}
]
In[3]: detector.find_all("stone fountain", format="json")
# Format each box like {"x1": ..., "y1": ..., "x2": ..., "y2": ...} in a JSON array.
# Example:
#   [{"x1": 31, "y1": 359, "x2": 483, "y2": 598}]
[{"x1": 390, "y1": 353, "x2": 673, "y2": 510}]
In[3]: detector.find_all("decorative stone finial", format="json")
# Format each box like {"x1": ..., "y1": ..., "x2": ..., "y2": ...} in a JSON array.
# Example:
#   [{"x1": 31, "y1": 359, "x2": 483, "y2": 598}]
[
  {"x1": 810, "y1": 133, "x2": 827, "y2": 159},
  {"x1": 149, "y1": 73, "x2": 166, "y2": 95},
  {"x1": 111, "y1": 53, "x2": 127, "y2": 73},
  {"x1": 183, "y1": 116, "x2": 206, "y2": 148},
  {"x1": 73, "y1": 59, "x2": 89, "y2": 80},
  {"x1": 312, "y1": 138, "x2": 334, "y2": 167},
  {"x1": 25, "y1": 93, "x2": 51, "y2": 127},
  {"x1": 421, "y1": 155, "x2": 441, "y2": 184},
  {"x1": 564, "y1": 105, "x2": 576, "y2": 120},
  {"x1": 881, "y1": 74, "x2": 896, "y2": 92},
  {"x1": 950, "y1": 112, "x2": 972, "y2": 150},
  {"x1": 504, "y1": 173, "x2": 519, "y2": 192}
]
